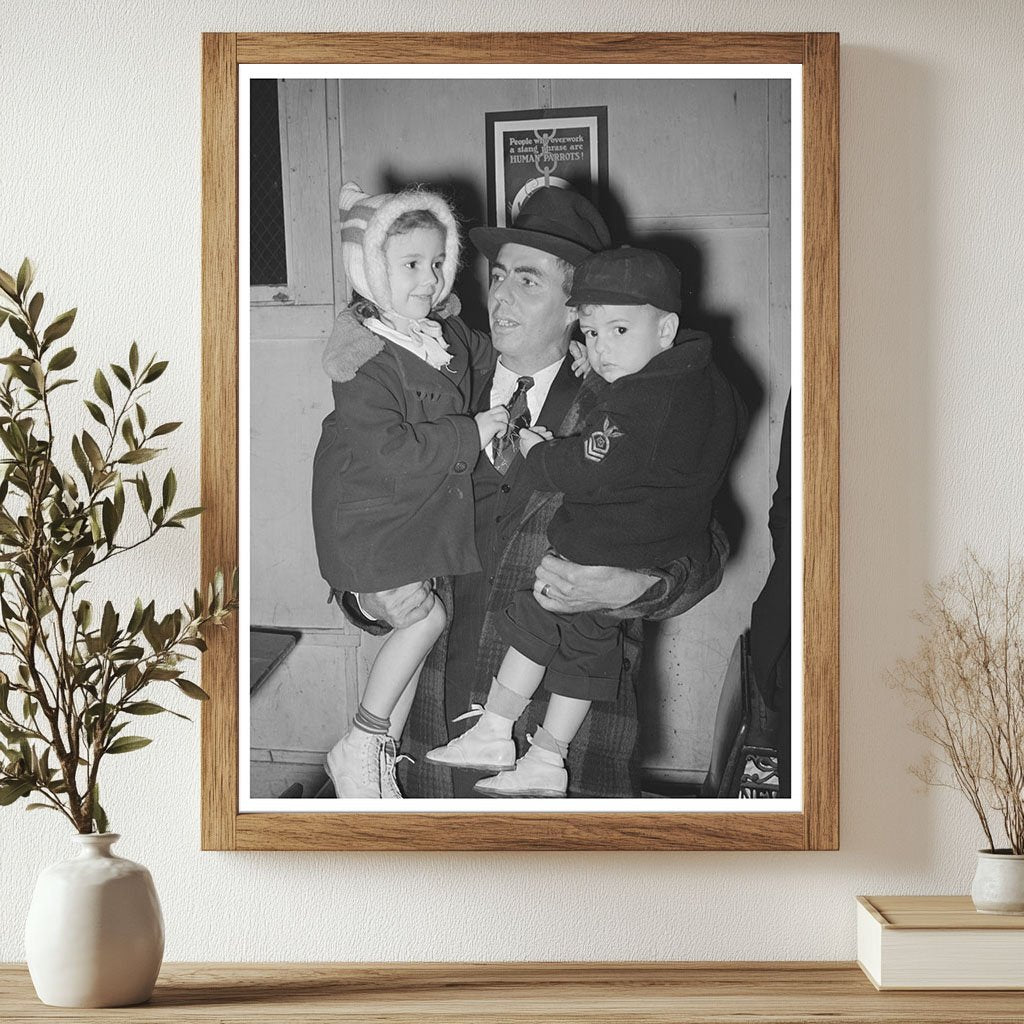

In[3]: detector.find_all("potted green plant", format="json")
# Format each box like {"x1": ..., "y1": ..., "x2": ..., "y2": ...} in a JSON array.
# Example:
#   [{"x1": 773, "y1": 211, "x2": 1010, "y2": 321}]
[
  {"x1": 895, "y1": 552, "x2": 1024, "y2": 914},
  {"x1": 0, "y1": 259, "x2": 236, "y2": 1005}
]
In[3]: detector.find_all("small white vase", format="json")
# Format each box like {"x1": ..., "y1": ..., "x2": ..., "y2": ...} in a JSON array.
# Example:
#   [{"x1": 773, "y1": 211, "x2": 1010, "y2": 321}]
[
  {"x1": 24, "y1": 833, "x2": 164, "y2": 1007},
  {"x1": 971, "y1": 849, "x2": 1024, "y2": 915}
]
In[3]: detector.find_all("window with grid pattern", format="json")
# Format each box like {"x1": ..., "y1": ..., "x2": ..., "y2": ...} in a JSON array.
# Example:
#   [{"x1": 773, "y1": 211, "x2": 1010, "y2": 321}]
[{"x1": 250, "y1": 79, "x2": 287, "y2": 287}]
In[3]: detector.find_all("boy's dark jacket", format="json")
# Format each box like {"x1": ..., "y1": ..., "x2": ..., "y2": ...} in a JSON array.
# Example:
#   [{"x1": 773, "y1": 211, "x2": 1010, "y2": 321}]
[
  {"x1": 310, "y1": 309, "x2": 493, "y2": 592},
  {"x1": 524, "y1": 329, "x2": 743, "y2": 568}
]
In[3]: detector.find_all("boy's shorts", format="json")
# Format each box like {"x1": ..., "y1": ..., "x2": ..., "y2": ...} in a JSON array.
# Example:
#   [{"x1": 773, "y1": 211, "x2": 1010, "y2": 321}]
[{"x1": 498, "y1": 590, "x2": 623, "y2": 702}]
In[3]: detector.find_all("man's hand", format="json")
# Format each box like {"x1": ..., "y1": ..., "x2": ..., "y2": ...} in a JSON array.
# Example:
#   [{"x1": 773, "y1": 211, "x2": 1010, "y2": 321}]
[
  {"x1": 533, "y1": 555, "x2": 658, "y2": 613},
  {"x1": 358, "y1": 581, "x2": 435, "y2": 629}
]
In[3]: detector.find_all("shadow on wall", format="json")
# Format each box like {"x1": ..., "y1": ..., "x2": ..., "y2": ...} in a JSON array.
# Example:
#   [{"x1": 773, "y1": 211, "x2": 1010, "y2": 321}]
[
  {"x1": 837, "y1": 48, "x2": 936, "y2": 866},
  {"x1": 644, "y1": 230, "x2": 760, "y2": 561}
]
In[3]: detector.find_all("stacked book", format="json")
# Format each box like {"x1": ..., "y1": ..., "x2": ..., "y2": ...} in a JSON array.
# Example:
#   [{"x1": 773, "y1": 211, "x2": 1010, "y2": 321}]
[{"x1": 857, "y1": 895, "x2": 1024, "y2": 990}]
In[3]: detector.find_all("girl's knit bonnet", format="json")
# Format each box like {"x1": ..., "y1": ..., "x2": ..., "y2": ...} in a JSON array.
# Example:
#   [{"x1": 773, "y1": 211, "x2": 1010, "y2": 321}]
[{"x1": 339, "y1": 181, "x2": 460, "y2": 313}]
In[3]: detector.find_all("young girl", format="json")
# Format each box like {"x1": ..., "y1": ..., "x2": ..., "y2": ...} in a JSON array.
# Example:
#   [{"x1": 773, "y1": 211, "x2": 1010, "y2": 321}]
[{"x1": 311, "y1": 182, "x2": 507, "y2": 799}]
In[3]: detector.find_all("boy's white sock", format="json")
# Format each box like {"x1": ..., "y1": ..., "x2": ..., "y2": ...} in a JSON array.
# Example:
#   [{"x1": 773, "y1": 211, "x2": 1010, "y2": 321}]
[
  {"x1": 481, "y1": 677, "x2": 530, "y2": 737},
  {"x1": 529, "y1": 725, "x2": 569, "y2": 761}
]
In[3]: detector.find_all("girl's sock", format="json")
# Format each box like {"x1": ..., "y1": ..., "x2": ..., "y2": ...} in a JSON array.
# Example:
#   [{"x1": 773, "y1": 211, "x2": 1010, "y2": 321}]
[{"x1": 354, "y1": 704, "x2": 391, "y2": 736}]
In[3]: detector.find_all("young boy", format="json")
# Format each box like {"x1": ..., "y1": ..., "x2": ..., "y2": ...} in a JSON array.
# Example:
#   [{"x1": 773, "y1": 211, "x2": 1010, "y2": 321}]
[{"x1": 426, "y1": 245, "x2": 743, "y2": 796}]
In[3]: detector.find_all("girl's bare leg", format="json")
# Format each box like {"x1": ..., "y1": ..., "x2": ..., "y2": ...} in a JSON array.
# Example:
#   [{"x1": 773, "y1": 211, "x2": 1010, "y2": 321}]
[
  {"x1": 326, "y1": 594, "x2": 445, "y2": 798},
  {"x1": 361, "y1": 597, "x2": 446, "y2": 721},
  {"x1": 388, "y1": 655, "x2": 428, "y2": 740}
]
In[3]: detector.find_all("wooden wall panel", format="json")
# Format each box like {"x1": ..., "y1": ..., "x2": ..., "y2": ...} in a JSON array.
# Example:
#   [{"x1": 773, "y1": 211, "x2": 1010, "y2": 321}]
[
  {"x1": 553, "y1": 78, "x2": 768, "y2": 218},
  {"x1": 281, "y1": 80, "x2": 334, "y2": 305},
  {"x1": 250, "y1": 338, "x2": 338, "y2": 630}
]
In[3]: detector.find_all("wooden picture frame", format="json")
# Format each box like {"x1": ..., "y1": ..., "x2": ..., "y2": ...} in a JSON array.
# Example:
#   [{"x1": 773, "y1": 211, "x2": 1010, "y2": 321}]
[{"x1": 201, "y1": 32, "x2": 838, "y2": 851}]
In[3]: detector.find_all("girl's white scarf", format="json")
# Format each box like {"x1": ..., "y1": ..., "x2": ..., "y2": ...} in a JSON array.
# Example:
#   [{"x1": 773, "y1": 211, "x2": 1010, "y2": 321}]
[{"x1": 364, "y1": 316, "x2": 452, "y2": 372}]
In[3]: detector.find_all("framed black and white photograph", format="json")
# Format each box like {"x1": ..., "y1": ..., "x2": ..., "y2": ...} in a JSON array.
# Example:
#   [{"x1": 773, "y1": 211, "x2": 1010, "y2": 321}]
[{"x1": 201, "y1": 32, "x2": 838, "y2": 851}]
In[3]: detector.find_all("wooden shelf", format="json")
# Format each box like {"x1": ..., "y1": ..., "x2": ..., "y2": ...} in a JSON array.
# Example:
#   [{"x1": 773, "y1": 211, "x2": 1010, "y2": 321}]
[{"x1": 3, "y1": 962, "x2": 1024, "y2": 1022}]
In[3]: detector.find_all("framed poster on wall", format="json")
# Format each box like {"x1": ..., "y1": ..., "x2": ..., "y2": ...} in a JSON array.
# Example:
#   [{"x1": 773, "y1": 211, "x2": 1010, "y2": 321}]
[
  {"x1": 201, "y1": 32, "x2": 839, "y2": 852},
  {"x1": 485, "y1": 105, "x2": 608, "y2": 227}
]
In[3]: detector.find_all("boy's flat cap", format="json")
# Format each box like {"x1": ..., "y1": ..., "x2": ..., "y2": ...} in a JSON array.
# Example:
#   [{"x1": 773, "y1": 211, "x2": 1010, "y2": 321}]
[{"x1": 567, "y1": 245, "x2": 682, "y2": 314}]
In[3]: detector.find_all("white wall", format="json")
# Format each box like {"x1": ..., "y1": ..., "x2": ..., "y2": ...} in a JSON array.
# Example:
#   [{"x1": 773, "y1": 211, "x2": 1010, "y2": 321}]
[{"x1": 1, "y1": 0, "x2": 1022, "y2": 962}]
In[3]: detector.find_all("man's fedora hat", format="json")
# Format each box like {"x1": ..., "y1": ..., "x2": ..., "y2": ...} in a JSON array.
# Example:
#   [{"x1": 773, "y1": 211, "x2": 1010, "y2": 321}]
[{"x1": 470, "y1": 186, "x2": 611, "y2": 266}]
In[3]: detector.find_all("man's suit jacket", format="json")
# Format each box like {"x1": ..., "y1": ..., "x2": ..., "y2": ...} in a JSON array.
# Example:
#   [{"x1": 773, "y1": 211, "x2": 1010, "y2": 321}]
[{"x1": 472, "y1": 356, "x2": 580, "y2": 584}]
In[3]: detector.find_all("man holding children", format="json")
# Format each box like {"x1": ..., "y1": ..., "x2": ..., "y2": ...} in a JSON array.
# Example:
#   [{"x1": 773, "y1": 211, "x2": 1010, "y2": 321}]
[{"x1": 315, "y1": 184, "x2": 740, "y2": 800}]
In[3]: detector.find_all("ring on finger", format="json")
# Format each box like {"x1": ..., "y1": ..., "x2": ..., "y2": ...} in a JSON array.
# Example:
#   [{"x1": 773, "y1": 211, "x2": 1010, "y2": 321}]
[{"x1": 540, "y1": 583, "x2": 552, "y2": 599}]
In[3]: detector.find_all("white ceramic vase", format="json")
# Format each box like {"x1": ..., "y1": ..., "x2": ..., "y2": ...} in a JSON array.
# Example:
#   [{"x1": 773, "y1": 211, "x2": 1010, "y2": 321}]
[
  {"x1": 24, "y1": 833, "x2": 164, "y2": 1007},
  {"x1": 971, "y1": 849, "x2": 1024, "y2": 915}
]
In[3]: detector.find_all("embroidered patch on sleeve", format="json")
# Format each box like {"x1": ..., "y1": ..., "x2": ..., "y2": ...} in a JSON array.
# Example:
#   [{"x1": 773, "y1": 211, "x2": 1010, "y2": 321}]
[{"x1": 583, "y1": 416, "x2": 624, "y2": 462}]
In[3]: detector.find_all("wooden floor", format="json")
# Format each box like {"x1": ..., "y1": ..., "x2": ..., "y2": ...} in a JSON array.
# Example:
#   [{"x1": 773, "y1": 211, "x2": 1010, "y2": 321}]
[{"x1": 3, "y1": 962, "x2": 1024, "y2": 1022}]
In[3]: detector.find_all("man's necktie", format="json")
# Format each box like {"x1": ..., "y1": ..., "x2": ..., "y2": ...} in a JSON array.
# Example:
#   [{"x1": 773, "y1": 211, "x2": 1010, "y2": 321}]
[{"x1": 492, "y1": 375, "x2": 534, "y2": 474}]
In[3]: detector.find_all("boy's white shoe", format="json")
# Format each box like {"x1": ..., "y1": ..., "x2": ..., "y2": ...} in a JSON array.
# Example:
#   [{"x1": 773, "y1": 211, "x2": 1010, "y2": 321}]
[
  {"x1": 474, "y1": 741, "x2": 567, "y2": 798},
  {"x1": 425, "y1": 706, "x2": 515, "y2": 772},
  {"x1": 326, "y1": 727, "x2": 388, "y2": 799}
]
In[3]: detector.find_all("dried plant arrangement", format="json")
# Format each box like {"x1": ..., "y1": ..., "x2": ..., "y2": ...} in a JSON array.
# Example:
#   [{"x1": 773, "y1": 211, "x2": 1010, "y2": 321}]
[
  {"x1": 894, "y1": 552, "x2": 1024, "y2": 854},
  {"x1": 0, "y1": 259, "x2": 236, "y2": 833}
]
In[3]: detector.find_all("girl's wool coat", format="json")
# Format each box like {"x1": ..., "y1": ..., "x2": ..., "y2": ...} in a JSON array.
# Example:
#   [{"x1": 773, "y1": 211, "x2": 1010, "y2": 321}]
[{"x1": 311, "y1": 309, "x2": 493, "y2": 592}]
